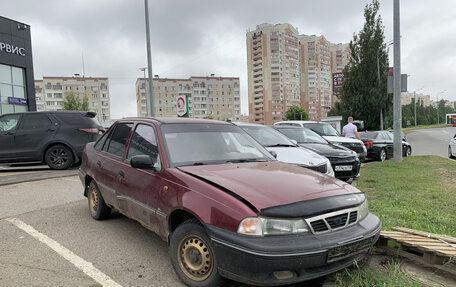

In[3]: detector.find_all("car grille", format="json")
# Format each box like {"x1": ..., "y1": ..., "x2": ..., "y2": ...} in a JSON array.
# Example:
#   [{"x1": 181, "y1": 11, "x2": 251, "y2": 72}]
[
  {"x1": 306, "y1": 207, "x2": 360, "y2": 234},
  {"x1": 305, "y1": 163, "x2": 327, "y2": 174},
  {"x1": 339, "y1": 142, "x2": 365, "y2": 153}
]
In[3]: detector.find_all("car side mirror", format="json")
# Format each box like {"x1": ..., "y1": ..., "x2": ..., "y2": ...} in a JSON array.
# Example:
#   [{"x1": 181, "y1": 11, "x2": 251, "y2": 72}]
[
  {"x1": 270, "y1": 150, "x2": 278, "y2": 159},
  {"x1": 454, "y1": 134, "x2": 456, "y2": 139},
  {"x1": 130, "y1": 155, "x2": 155, "y2": 170},
  {"x1": 290, "y1": 139, "x2": 298, "y2": 145}
]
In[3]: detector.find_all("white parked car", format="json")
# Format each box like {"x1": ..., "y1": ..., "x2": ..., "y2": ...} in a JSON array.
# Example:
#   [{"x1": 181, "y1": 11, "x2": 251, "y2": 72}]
[
  {"x1": 274, "y1": 120, "x2": 367, "y2": 161},
  {"x1": 234, "y1": 122, "x2": 334, "y2": 177},
  {"x1": 449, "y1": 133, "x2": 456, "y2": 159}
]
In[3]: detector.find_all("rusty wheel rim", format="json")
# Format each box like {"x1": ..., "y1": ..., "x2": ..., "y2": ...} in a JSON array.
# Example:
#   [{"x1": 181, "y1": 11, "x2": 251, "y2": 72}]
[
  {"x1": 177, "y1": 234, "x2": 213, "y2": 281},
  {"x1": 89, "y1": 186, "x2": 98, "y2": 215}
]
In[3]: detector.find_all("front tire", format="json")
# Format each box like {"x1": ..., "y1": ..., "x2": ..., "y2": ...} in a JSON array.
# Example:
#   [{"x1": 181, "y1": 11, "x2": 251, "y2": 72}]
[
  {"x1": 45, "y1": 145, "x2": 74, "y2": 170},
  {"x1": 88, "y1": 180, "x2": 111, "y2": 220},
  {"x1": 379, "y1": 148, "x2": 387, "y2": 162},
  {"x1": 169, "y1": 219, "x2": 224, "y2": 287},
  {"x1": 449, "y1": 146, "x2": 455, "y2": 159}
]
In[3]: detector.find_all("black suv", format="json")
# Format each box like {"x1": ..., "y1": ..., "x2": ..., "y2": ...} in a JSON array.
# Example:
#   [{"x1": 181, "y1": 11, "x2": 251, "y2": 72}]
[{"x1": 0, "y1": 111, "x2": 102, "y2": 169}]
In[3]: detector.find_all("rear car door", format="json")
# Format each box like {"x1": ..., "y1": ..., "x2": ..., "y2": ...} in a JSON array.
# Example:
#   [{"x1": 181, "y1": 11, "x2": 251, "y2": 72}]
[
  {"x1": 93, "y1": 122, "x2": 134, "y2": 207},
  {"x1": 0, "y1": 114, "x2": 21, "y2": 161},
  {"x1": 117, "y1": 123, "x2": 164, "y2": 233},
  {"x1": 381, "y1": 132, "x2": 394, "y2": 158},
  {"x1": 14, "y1": 113, "x2": 56, "y2": 161}
]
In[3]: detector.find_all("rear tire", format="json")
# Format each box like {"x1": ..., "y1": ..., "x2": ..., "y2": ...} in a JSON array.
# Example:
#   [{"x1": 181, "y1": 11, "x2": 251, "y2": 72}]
[
  {"x1": 449, "y1": 146, "x2": 455, "y2": 159},
  {"x1": 88, "y1": 180, "x2": 111, "y2": 220},
  {"x1": 378, "y1": 148, "x2": 386, "y2": 162},
  {"x1": 404, "y1": 146, "x2": 411, "y2": 157},
  {"x1": 45, "y1": 145, "x2": 74, "y2": 170},
  {"x1": 169, "y1": 219, "x2": 224, "y2": 287}
]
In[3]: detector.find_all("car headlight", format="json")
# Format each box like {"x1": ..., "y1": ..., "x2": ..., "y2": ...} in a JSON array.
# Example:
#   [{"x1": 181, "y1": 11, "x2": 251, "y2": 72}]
[
  {"x1": 358, "y1": 200, "x2": 369, "y2": 220},
  {"x1": 326, "y1": 160, "x2": 334, "y2": 177},
  {"x1": 237, "y1": 217, "x2": 309, "y2": 236}
]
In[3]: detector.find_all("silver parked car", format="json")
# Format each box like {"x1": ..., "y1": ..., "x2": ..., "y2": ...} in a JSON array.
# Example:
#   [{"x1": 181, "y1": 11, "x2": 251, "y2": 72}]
[
  {"x1": 234, "y1": 122, "x2": 334, "y2": 177},
  {"x1": 449, "y1": 133, "x2": 456, "y2": 159}
]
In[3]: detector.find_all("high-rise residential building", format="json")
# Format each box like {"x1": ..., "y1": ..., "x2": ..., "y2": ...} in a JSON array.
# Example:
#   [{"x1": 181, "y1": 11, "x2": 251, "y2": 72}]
[
  {"x1": 401, "y1": 92, "x2": 431, "y2": 107},
  {"x1": 35, "y1": 76, "x2": 111, "y2": 122},
  {"x1": 299, "y1": 35, "x2": 332, "y2": 121},
  {"x1": 136, "y1": 76, "x2": 241, "y2": 121},
  {"x1": 247, "y1": 23, "x2": 350, "y2": 123},
  {"x1": 246, "y1": 23, "x2": 300, "y2": 125}
]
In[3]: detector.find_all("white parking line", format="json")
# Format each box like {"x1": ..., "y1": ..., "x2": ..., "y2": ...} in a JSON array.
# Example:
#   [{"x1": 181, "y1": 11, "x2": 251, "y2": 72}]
[{"x1": 6, "y1": 218, "x2": 122, "y2": 287}]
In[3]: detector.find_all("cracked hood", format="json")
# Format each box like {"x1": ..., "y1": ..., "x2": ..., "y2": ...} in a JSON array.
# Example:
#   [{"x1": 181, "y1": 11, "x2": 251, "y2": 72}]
[{"x1": 177, "y1": 161, "x2": 360, "y2": 212}]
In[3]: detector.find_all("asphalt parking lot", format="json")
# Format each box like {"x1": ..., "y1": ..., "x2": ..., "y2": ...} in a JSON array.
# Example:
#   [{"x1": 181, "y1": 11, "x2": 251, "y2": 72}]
[{"x1": 0, "y1": 172, "x2": 330, "y2": 287}]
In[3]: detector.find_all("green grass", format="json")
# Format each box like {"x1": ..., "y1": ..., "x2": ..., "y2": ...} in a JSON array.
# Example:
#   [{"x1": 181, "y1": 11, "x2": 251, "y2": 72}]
[
  {"x1": 332, "y1": 260, "x2": 420, "y2": 287},
  {"x1": 357, "y1": 156, "x2": 456, "y2": 236}
]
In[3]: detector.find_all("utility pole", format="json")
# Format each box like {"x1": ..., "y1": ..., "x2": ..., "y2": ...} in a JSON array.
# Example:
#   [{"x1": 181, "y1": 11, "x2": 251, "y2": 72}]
[
  {"x1": 393, "y1": 0, "x2": 402, "y2": 162},
  {"x1": 144, "y1": 0, "x2": 154, "y2": 117},
  {"x1": 140, "y1": 67, "x2": 149, "y2": 116}
]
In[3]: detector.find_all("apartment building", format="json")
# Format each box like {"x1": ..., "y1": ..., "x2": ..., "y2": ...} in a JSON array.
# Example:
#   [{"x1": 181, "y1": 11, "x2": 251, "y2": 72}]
[
  {"x1": 247, "y1": 23, "x2": 350, "y2": 123},
  {"x1": 136, "y1": 76, "x2": 241, "y2": 121},
  {"x1": 35, "y1": 76, "x2": 111, "y2": 122},
  {"x1": 401, "y1": 92, "x2": 431, "y2": 107},
  {"x1": 246, "y1": 23, "x2": 300, "y2": 125},
  {"x1": 299, "y1": 35, "x2": 333, "y2": 121}
]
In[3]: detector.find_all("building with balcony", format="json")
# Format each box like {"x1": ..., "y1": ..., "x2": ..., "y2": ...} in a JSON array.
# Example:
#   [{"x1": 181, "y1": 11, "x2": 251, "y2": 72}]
[
  {"x1": 136, "y1": 76, "x2": 241, "y2": 121},
  {"x1": 35, "y1": 76, "x2": 111, "y2": 123},
  {"x1": 246, "y1": 23, "x2": 300, "y2": 125},
  {"x1": 247, "y1": 23, "x2": 350, "y2": 124}
]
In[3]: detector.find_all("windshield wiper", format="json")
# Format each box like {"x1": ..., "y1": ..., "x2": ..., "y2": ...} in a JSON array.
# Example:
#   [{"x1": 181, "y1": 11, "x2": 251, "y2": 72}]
[
  {"x1": 264, "y1": 144, "x2": 296, "y2": 147},
  {"x1": 227, "y1": 158, "x2": 268, "y2": 163}
]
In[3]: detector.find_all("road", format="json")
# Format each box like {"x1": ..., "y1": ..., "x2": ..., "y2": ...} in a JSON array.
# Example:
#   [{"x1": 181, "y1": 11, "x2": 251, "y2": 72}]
[{"x1": 406, "y1": 126, "x2": 456, "y2": 158}]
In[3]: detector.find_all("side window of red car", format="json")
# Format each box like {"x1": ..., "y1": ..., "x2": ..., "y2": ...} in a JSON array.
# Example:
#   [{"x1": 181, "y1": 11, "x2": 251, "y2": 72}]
[
  {"x1": 127, "y1": 124, "x2": 161, "y2": 171},
  {"x1": 104, "y1": 123, "x2": 133, "y2": 157}
]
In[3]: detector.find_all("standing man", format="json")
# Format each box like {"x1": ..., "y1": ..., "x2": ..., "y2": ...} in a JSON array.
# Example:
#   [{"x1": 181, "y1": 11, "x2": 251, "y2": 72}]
[{"x1": 342, "y1": 117, "x2": 361, "y2": 140}]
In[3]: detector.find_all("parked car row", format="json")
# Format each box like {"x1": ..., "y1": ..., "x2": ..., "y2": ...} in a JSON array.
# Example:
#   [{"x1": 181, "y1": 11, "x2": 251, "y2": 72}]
[{"x1": 79, "y1": 117, "x2": 381, "y2": 287}]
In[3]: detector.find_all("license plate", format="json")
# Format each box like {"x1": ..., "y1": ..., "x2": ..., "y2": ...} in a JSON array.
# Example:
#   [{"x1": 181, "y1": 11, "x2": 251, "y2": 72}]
[
  {"x1": 335, "y1": 165, "x2": 353, "y2": 171},
  {"x1": 327, "y1": 237, "x2": 374, "y2": 263}
]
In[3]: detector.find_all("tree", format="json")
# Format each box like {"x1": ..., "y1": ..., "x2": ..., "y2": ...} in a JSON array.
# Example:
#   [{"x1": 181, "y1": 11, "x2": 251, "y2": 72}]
[
  {"x1": 62, "y1": 92, "x2": 89, "y2": 111},
  {"x1": 333, "y1": 0, "x2": 390, "y2": 130},
  {"x1": 284, "y1": 105, "x2": 309, "y2": 120}
]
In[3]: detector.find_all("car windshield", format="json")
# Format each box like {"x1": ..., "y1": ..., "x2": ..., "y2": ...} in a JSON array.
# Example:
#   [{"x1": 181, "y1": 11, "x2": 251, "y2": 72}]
[
  {"x1": 240, "y1": 125, "x2": 296, "y2": 147},
  {"x1": 161, "y1": 123, "x2": 274, "y2": 167},
  {"x1": 277, "y1": 128, "x2": 327, "y2": 144},
  {"x1": 302, "y1": 123, "x2": 340, "y2": 136}
]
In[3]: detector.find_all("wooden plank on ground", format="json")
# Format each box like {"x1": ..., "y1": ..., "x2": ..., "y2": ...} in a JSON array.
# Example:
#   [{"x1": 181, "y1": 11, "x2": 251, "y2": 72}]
[{"x1": 392, "y1": 227, "x2": 456, "y2": 244}]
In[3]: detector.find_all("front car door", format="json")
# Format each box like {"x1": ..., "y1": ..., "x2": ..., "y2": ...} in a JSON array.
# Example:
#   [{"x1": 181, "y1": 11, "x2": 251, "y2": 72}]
[
  {"x1": 14, "y1": 113, "x2": 56, "y2": 161},
  {"x1": 117, "y1": 123, "x2": 164, "y2": 234},
  {"x1": 0, "y1": 114, "x2": 21, "y2": 162}
]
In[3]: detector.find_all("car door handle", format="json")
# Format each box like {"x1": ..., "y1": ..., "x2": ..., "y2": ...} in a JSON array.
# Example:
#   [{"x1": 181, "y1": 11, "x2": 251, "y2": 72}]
[
  {"x1": 96, "y1": 160, "x2": 102, "y2": 167},
  {"x1": 118, "y1": 170, "x2": 125, "y2": 179},
  {"x1": 46, "y1": 128, "x2": 55, "y2": 132},
  {"x1": 5, "y1": 132, "x2": 14, "y2": 136}
]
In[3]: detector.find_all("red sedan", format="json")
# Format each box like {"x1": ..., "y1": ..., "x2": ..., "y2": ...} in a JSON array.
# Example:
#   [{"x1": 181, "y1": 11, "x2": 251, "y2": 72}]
[{"x1": 79, "y1": 117, "x2": 381, "y2": 287}]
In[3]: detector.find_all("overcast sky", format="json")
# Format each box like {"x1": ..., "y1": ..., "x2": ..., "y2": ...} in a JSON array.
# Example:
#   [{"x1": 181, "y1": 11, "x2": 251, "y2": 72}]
[{"x1": 3, "y1": 0, "x2": 455, "y2": 119}]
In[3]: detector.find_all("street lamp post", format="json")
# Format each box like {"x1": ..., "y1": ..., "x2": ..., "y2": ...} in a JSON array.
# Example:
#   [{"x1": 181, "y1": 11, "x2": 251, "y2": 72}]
[
  {"x1": 414, "y1": 86, "x2": 424, "y2": 127},
  {"x1": 140, "y1": 67, "x2": 149, "y2": 116},
  {"x1": 377, "y1": 40, "x2": 393, "y2": 130},
  {"x1": 436, "y1": 90, "x2": 446, "y2": 125}
]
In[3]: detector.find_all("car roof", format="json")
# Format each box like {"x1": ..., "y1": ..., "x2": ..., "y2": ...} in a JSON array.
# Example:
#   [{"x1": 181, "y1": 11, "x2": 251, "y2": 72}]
[
  {"x1": 118, "y1": 117, "x2": 232, "y2": 125},
  {"x1": 273, "y1": 125, "x2": 303, "y2": 129},
  {"x1": 232, "y1": 121, "x2": 268, "y2": 127},
  {"x1": 1, "y1": 110, "x2": 96, "y2": 116},
  {"x1": 275, "y1": 120, "x2": 318, "y2": 124}
]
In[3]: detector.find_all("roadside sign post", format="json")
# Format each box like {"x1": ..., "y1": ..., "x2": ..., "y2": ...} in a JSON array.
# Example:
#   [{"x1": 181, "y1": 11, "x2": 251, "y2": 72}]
[{"x1": 176, "y1": 95, "x2": 188, "y2": 118}]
